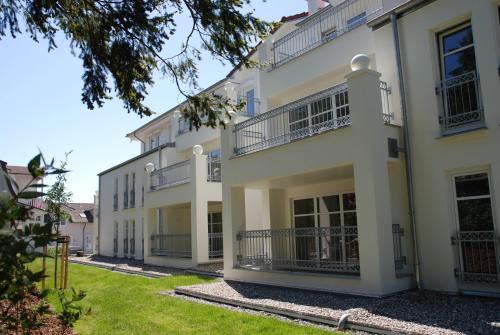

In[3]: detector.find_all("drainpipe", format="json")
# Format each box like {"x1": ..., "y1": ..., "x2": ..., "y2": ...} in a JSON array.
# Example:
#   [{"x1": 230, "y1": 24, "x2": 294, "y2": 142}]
[
  {"x1": 390, "y1": 13, "x2": 421, "y2": 289},
  {"x1": 82, "y1": 221, "x2": 87, "y2": 253}
]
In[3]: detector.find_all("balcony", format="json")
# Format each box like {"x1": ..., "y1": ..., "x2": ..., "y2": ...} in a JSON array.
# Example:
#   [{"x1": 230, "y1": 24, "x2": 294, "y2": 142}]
[
  {"x1": 436, "y1": 71, "x2": 484, "y2": 135},
  {"x1": 233, "y1": 81, "x2": 392, "y2": 157},
  {"x1": 453, "y1": 231, "x2": 499, "y2": 284},
  {"x1": 150, "y1": 234, "x2": 192, "y2": 258},
  {"x1": 209, "y1": 232, "x2": 223, "y2": 259},
  {"x1": 236, "y1": 227, "x2": 360, "y2": 275},
  {"x1": 150, "y1": 160, "x2": 191, "y2": 190},
  {"x1": 272, "y1": 0, "x2": 383, "y2": 68}
]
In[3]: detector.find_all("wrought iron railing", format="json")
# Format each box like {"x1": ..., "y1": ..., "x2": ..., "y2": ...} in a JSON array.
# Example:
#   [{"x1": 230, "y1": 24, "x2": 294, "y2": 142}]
[
  {"x1": 380, "y1": 81, "x2": 394, "y2": 124},
  {"x1": 113, "y1": 238, "x2": 118, "y2": 255},
  {"x1": 236, "y1": 226, "x2": 360, "y2": 274},
  {"x1": 123, "y1": 191, "x2": 128, "y2": 209},
  {"x1": 123, "y1": 237, "x2": 128, "y2": 255},
  {"x1": 151, "y1": 234, "x2": 192, "y2": 258},
  {"x1": 113, "y1": 194, "x2": 118, "y2": 211},
  {"x1": 436, "y1": 71, "x2": 483, "y2": 134},
  {"x1": 233, "y1": 82, "x2": 350, "y2": 156},
  {"x1": 150, "y1": 160, "x2": 191, "y2": 190},
  {"x1": 272, "y1": 0, "x2": 383, "y2": 68},
  {"x1": 207, "y1": 156, "x2": 222, "y2": 182},
  {"x1": 392, "y1": 224, "x2": 406, "y2": 271},
  {"x1": 453, "y1": 230, "x2": 499, "y2": 284},
  {"x1": 130, "y1": 189, "x2": 135, "y2": 208},
  {"x1": 130, "y1": 238, "x2": 135, "y2": 256},
  {"x1": 237, "y1": 95, "x2": 260, "y2": 117},
  {"x1": 209, "y1": 232, "x2": 223, "y2": 259}
]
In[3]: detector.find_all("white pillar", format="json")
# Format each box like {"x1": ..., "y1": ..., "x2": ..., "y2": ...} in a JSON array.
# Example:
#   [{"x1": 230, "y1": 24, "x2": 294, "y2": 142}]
[
  {"x1": 345, "y1": 56, "x2": 404, "y2": 295},
  {"x1": 191, "y1": 146, "x2": 210, "y2": 264}
]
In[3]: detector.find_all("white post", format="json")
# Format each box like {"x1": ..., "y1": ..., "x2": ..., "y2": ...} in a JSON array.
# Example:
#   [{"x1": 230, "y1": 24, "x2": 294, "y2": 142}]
[
  {"x1": 345, "y1": 54, "x2": 405, "y2": 295},
  {"x1": 191, "y1": 145, "x2": 210, "y2": 264}
]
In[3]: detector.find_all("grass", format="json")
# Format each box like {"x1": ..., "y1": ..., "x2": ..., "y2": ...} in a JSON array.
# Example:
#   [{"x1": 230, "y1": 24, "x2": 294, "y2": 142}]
[{"x1": 32, "y1": 259, "x2": 340, "y2": 335}]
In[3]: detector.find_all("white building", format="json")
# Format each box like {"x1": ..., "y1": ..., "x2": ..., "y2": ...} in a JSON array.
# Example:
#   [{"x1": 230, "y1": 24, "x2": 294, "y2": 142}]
[
  {"x1": 98, "y1": 0, "x2": 500, "y2": 297},
  {"x1": 97, "y1": 80, "x2": 229, "y2": 268},
  {"x1": 220, "y1": 0, "x2": 500, "y2": 297}
]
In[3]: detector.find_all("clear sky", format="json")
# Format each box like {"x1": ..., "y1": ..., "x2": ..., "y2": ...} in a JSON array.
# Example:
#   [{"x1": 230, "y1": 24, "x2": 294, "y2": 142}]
[{"x1": 0, "y1": 1, "x2": 306, "y2": 203}]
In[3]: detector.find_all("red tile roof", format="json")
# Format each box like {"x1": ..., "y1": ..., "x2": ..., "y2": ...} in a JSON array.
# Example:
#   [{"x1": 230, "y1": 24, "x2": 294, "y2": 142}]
[{"x1": 6, "y1": 165, "x2": 31, "y2": 175}]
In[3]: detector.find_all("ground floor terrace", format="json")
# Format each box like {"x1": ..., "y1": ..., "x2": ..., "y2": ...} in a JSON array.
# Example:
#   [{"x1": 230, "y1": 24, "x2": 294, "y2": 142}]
[
  {"x1": 222, "y1": 162, "x2": 415, "y2": 297},
  {"x1": 142, "y1": 200, "x2": 223, "y2": 268}
]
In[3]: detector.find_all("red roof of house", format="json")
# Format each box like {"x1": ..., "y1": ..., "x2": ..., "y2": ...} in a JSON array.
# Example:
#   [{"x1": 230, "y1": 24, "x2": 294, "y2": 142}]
[
  {"x1": 6, "y1": 165, "x2": 31, "y2": 175},
  {"x1": 62, "y1": 203, "x2": 95, "y2": 224}
]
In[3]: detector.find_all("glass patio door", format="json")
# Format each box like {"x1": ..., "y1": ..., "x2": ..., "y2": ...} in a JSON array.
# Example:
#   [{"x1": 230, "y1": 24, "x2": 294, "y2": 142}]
[{"x1": 453, "y1": 172, "x2": 498, "y2": 283}]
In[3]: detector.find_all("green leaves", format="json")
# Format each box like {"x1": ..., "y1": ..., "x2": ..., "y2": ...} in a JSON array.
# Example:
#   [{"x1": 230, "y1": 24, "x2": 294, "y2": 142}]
[
  {"x1": 27, "y1": 154, "x2": 44, "y2": 179},
  {"x1": 0, "y1": 0, "x2": 271, "y2": 121}
]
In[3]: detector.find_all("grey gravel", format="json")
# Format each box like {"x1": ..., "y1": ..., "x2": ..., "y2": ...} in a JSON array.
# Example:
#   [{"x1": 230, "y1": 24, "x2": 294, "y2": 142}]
[
  {"x1": 176, "y1": 281, "x2": 500, "y2": 335},
  {"x1": 161, "y1": 290, "x2": 369, "y2": 334}
]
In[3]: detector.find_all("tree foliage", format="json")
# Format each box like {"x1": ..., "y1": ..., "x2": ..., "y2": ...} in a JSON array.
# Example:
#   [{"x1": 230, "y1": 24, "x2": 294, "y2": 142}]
[{"x1": 0, "y1": 0, "x2": 272, "y2": 128}]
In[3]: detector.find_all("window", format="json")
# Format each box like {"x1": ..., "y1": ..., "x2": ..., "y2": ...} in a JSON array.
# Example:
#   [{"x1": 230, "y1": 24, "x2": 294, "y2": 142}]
[
  {"x1": 123, "y1": 220, "x2": 129, "y2": 255},
  {"x1": 208, "y1": 212, "x2": 223, "y2": 234},
  {"x1": 124, "y1": 174, "x2": 129, "y2": 208},
  {"x1": 208, "y1": 149, "x2": 222, "y2": 182},
  {"x1": 35, "y1": 215, "x2": 41, "y2": 222},
  {"x1": 346, "y1": 11, "x2": 366, "y2": 30},
  {"x1": 149, "y1": 134, "x2": 160, "y2": 150},
  {"x1": 292, "y1": 193, "x2": 359, "y2": 268},
  {"x1": 246, "y1": 89, "x2": 256, "y2": 116},
  {"x1": 178, "y1": 118, "x2": 190, "y2": 135},
  {"x1": 113, "y1": 222, "x2": 118, "y2": 254},
  {"x1": 322, "y1": 26, "x2": 337, "y2": 42},
  {"x1": 130, "y1": 173, "x2": 136, "y2": 207},
  {"x1": 113, "y1": 178, "x2": 118, "y2": 211},
  {"x1": 453, "y1": 172, "x2": 497, "y2": 282},
  {"x1": 288, "y1": 90, "x2": 349, "y2": 141},
  {"x1": 141, "y1": 185, "x2": 144, "y2": 207},
  {"x1": 437, "y1": 23, "x2": 482, "y2": 131}
]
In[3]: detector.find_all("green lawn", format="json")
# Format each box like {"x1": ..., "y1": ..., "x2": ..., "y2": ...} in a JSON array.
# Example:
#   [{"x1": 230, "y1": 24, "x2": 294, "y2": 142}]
[{"x1": 32, "y1": 259, "x2": 340, "y2": 335}]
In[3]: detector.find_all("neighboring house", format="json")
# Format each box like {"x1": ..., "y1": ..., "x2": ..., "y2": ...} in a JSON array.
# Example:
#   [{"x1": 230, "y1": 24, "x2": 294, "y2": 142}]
[
  {"x1": 219, "y1": 0, "x2": 500, "y2": 297},
  {"x1": 59, "y1": 203, "x2": 95, "y2": 254},
  {"x1": 0, "y1": 161, "x2": 47, "y2": 229}
]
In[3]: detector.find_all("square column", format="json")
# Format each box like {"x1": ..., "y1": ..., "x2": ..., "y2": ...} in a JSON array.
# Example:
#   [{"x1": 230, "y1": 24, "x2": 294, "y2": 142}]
[
  {"x1": 346, "y1": 65, "x2": 410, "y2": 295},
  {"x1": 191, "y1": 152, "x2": 209, "y2": 264}
]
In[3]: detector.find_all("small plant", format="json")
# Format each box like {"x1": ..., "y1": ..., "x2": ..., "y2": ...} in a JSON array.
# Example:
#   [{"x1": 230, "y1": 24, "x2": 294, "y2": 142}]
[
  {"x1": 0, "y1": 153, "x2": 86, "y2": 333},
  {"x1": 58, "y1": 288, "x2": 86, "y2": 327}
]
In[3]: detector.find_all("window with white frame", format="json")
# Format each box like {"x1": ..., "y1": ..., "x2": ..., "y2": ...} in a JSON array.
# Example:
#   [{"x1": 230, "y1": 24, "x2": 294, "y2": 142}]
[
  {"x1": 452, "y1": 172, "x2": 498, "y2": 282},
  {"x1": 178, "y1": 118, "x2": 190, "y2": 135},
  {"x1": 292, "y1": 193, "x2": 358, "y2": 264},
  {"x1": 437, "y1": 22, "x2": 482, "y2": 131}
]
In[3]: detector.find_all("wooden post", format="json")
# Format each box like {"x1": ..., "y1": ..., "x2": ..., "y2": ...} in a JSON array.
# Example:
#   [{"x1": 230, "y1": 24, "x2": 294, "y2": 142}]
[
  {"x1": 64, "y1": 236, "x2": 69, "y2": 289},
  {"x1": 42, "y1": 245, "x2": 47, "y2": 290},
  {"x1": 59, "y1": 237, "x2": 65, "y2": 290}
]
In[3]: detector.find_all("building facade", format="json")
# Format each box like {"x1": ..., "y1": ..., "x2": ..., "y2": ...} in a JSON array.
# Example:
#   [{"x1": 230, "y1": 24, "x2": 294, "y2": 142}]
[{"x1": 220, "y1": 0, "x2": 500, "y2": 297}]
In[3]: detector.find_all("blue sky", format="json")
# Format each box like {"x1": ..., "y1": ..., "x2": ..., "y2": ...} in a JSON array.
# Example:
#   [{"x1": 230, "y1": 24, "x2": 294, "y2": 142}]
[{"x1": 0, "y1": 1, "x2": 305, "y2": 202}]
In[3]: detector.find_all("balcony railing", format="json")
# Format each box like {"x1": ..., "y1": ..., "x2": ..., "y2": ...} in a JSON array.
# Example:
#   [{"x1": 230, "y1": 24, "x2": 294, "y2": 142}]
[
  {"x1": 207, "y1": 156, "x2": 222, "y2": 182},
  {"x1": 233, "y1": 82, "x2": 350, "y2": 156},
  {"x1": 151, "y1": 234, "x2": 192, "y2": 258},
  {"x1": 436, "y1": 71, "x2": 483, "y2": 134},
  {"x1": 236, "y1": 226, "x2": 360, "y2": 274},
  {"x1": 272, "y1": 0, "x2": 383, "y2": 68},
  {"x1": 150, "y1": 160, "x2": 191, "y2": 190},
  {"x1": 123, "y1": 237, "x2": 128, "y2": 255},
  {"x1": 454, "y1": 231, "x2": 499, "y2": 284},
  {"x1": 130, "y1": 189, "x2": 135, "y2": 208},
  {"x1": 209, "y1": 232, "x2": 223, "y2": 259},
  {"x1": 392, "y1": 224, "x2": 406, "y2": 271},
  {"x1": 113, "y1": 194, "x2": 118, "y2": 211}
]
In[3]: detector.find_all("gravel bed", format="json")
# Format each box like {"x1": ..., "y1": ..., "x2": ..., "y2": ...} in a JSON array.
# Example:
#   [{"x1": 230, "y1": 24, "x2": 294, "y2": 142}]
[
  {"x1": 161, "y1": 290, "x2": 368, "y2": 334},
  {"x1": 191, "y1": 262, "x2": 224, "y2": 275},
  {"x1": 176, "y1": 281, "x2": 500, "y2": 335}
]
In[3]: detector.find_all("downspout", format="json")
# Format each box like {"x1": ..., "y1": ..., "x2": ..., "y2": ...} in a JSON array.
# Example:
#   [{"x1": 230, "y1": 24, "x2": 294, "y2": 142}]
[
  {"x1": 82, "y1": 221, "x2": 87, "y2": 253},
  {"x1": 390, "y1": 13, "x2": 421, "y2": 289}
]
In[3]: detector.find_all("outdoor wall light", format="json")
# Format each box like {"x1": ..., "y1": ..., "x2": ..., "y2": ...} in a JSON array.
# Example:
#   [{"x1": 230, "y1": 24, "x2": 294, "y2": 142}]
[{"x1": 145, "y1": 162, "x2": 155, "y2": 174}]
